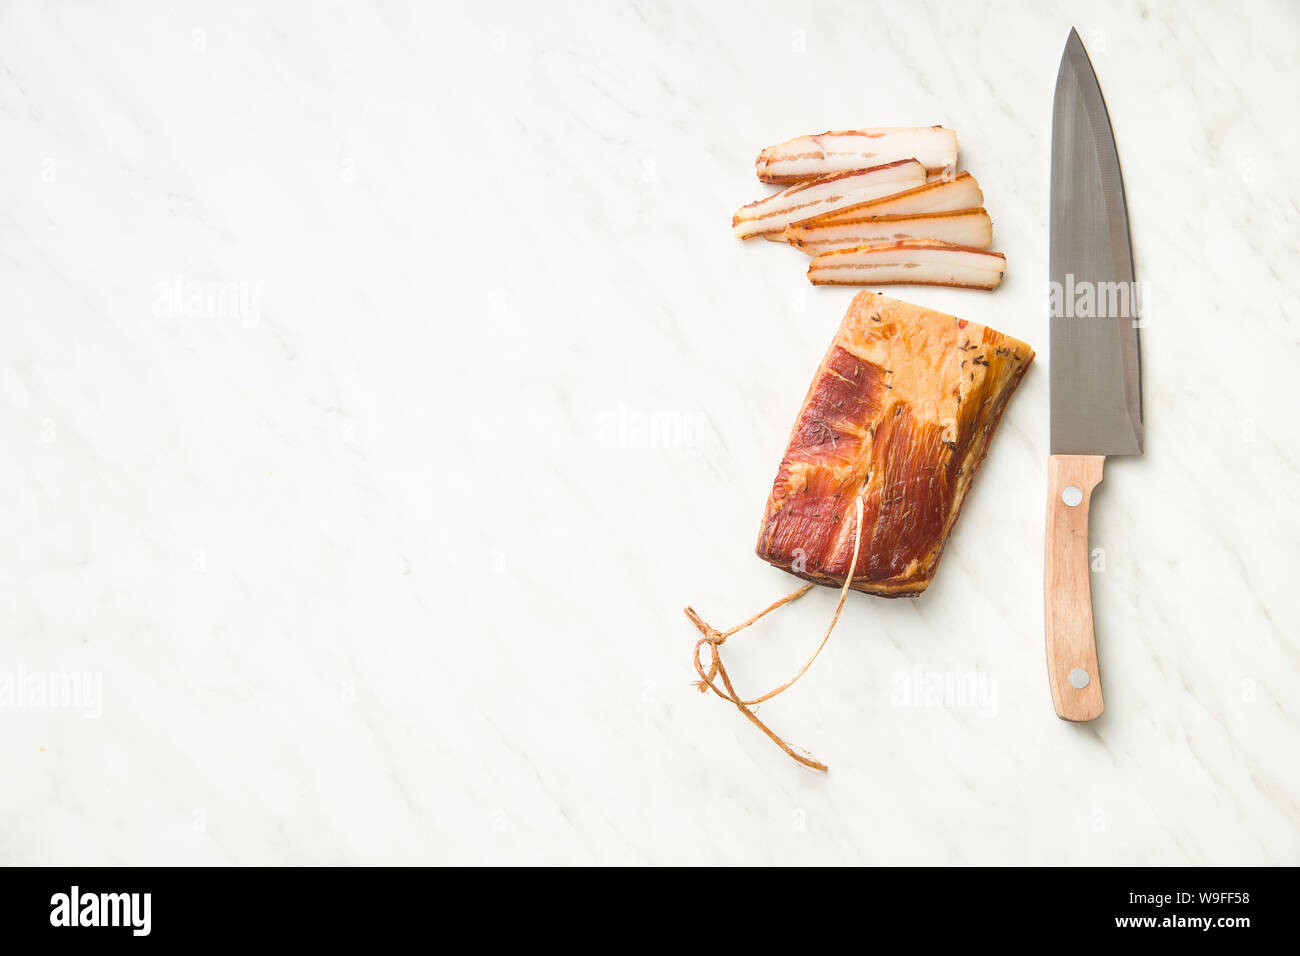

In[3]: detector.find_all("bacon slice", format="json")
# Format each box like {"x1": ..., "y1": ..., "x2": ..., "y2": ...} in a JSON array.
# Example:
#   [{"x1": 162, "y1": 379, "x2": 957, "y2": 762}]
[
  {"x1": 732, "y1": 160, "x2": 925, "y2": 239},
  {"x1": 784, "y1": 208, "x2": 992, "y2": 256},
  {"x1": 807, "y1": 240, "x2": 1006, "y2": 290},
  {"x1": 757, "y1": 291, "x2": 1033, "y2": 596},
  {"x1": 793, "y1": 172, "x2": 984, "y2": 228},
  {"x1": 755, "y1": 127, "x2": 958, "y2": 183}
]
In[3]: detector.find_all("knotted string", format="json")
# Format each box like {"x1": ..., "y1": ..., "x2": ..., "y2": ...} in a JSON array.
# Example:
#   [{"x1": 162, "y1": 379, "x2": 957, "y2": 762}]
[{"x1": 684, "y1": 494, "x2": 866, "y2": 771}]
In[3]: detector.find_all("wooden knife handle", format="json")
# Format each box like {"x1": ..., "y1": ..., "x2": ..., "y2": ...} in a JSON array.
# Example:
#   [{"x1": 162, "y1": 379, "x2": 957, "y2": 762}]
[{"x1": 1044, "y1": 454, "x2": 1106, "y2": 721}]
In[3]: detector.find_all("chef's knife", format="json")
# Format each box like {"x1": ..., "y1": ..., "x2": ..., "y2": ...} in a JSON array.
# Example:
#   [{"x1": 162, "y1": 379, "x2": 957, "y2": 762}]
[{"x1": 1046, "y1": 28, "x2": 1143, "y2": 720}]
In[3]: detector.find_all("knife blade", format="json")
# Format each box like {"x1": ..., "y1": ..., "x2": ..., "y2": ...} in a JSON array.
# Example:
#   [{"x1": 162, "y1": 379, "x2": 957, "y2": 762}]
[{"x1": 1045, "y1": 28, "x2": 1143, "y2": 721}]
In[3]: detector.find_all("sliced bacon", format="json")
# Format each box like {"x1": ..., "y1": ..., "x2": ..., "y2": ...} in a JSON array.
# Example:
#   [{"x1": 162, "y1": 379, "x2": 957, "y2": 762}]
[
  {"x1": 793, "y1": 172, "x2": 984, "y2": 229},
  {"x1": 807, "y1": 240, "x2": 1006, "y2": 290},
  {"x1": 784, "y1": 208, "x2": 992, "y2": 256},
  {"x1": 755, "y1": 127, "x2": 958, "y2": 183},
  {"x1": 732, "y1": 160, "x2": 925, "y2": 239}
]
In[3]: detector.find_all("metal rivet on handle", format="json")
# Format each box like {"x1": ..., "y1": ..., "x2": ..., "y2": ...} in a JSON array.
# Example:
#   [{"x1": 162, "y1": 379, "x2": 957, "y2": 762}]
[
  {"x1": 1069, "y1": 668, "x2": 1091, "y2": 689},
  {"x1": 1062, "y1": 486, "x2": 1083, "y2": 507}
]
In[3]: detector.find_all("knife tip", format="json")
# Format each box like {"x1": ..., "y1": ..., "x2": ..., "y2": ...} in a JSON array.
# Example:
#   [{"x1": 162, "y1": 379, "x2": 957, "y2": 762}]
[{"x1": 1060, "y1": 26, "x2": 1091, "y2": 72}]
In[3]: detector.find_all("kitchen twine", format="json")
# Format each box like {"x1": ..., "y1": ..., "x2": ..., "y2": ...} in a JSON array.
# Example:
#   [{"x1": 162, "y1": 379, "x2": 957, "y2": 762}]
[{"x1": 684, "y1": 494, "x2": 865, "y2": 771}]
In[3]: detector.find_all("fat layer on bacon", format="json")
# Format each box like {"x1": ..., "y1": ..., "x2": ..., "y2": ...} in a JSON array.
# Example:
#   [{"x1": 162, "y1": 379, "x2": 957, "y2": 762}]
[
  {"x1": 784, "y1": 208, "x2": 993, "y2": 256},
  {"x1": 756, "y1": 292, "x2": 1032, "y2": 596},
  {"x1": 795, "y1": 172, "x2": 984, "y2": 228},
  {"x1": 732, "y1": 160, "x2": 925, "y2": 239},
  {"x1": 807, "y1": 240, "x2": 1007, "y2": 290},
  {"x1": 755, "y1": 127, "x2": 958, "y2": 183}
]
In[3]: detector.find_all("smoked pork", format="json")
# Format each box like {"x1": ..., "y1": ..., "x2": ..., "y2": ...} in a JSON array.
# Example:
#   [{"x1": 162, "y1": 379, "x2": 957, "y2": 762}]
[
  {"x1": 756, "y1": 292, "x2": 1033, "y2": 596},
  {"x1": 755, "y1": 127, "x2": 959, "y2": 183}
]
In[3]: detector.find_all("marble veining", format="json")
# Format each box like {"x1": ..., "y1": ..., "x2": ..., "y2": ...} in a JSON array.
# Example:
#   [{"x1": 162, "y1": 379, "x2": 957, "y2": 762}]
[{"x1": 1, "y1": 0, "x2": 1297, "y2": 864}]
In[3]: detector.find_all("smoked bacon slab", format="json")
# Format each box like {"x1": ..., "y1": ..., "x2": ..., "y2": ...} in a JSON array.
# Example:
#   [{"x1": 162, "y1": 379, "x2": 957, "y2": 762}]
[{"x1": 756, "y1": 292, "x2": 1033, "y2": 597}]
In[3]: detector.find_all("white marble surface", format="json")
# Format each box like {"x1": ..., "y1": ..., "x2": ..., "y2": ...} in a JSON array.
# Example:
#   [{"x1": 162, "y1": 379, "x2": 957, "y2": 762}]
[{"x1": 2, "y1": 0, "x2": 1297, "y2": 865}]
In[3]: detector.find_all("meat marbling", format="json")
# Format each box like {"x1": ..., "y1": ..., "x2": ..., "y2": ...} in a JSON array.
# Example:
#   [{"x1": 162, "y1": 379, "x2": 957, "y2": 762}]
[{"x1": 756, "y1": 291, "x2": 1033, "y2": 596}]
